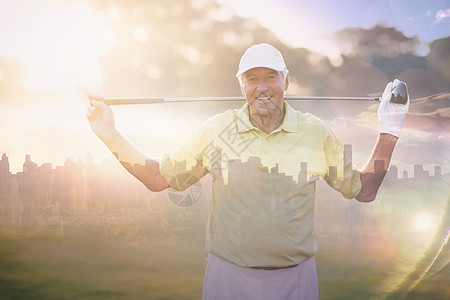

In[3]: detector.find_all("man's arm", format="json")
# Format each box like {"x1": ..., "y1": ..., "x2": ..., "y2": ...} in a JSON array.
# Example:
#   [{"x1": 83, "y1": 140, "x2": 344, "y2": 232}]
[
  {"x1": 86, "y1": 95, "x2": 169, "y2": 192},
  {"x1": 356, "y1": 134, "x2": 397, "y2": 202},
  {"x1": 355, "y1": 80, "x2": 409, "y2": 202}
]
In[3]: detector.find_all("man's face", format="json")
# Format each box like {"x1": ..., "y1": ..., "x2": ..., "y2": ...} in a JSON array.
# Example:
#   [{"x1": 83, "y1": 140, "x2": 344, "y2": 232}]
[{"x1": 241, "y1": 67, "x2": 289, "y2": 119}]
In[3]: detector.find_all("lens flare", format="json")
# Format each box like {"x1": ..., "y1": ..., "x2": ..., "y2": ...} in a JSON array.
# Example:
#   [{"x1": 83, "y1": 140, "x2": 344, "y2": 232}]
[{"x1": 415, "y1": 214, "x2": 432, "y2": 231}]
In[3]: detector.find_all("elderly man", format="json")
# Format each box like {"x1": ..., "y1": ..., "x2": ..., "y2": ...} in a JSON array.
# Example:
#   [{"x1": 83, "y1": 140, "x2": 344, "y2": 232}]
[{"x1": 87, "y1": 43, "x2": 408, "y2": 300}]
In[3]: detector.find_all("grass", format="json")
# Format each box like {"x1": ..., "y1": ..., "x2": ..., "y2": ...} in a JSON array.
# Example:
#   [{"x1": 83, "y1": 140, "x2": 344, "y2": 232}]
[
  {"x1": 1, "y1": 186, "x2": 448, "y2": 300},
  {"x1": 0, "y1": 229, "x2": 448, "y2": 299},
  {"x1": 0, "y1": 229, "x2": 207, "y2": 300}
]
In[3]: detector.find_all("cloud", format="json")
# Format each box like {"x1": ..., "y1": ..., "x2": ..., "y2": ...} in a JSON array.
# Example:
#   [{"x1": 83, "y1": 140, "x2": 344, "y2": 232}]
[
  {"x1": 408, "y1": 10, "x2": 433, "y2": 22},
  {"x1": 328, "y1": 93, "x2": 450, "y2": 169},
  {"x1": 435, "y1": 9, "x2": 450, "y2": 23}
]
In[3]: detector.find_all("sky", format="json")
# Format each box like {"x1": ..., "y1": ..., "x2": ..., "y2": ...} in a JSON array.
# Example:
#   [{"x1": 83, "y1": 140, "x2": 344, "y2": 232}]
[
  {"x1": 0, "y1": 0, "x2": 449, "y2": 173},
  {"x1": 217, "y1": 0, "x2": 450, "y2": 59},
  {"x1": 1, "y1": 0, "x2": 449, "y2": 92}
]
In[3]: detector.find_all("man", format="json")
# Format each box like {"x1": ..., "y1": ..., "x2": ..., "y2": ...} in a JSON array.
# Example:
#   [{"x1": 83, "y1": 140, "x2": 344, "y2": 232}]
[{"x1": 86, "y1": 43, "x2": 409, "y2": 299}]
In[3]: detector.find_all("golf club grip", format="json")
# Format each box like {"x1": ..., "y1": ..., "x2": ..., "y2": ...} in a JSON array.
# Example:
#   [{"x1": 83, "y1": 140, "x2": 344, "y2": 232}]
[{"x1": 390, "y1": 81, "x2": 408, "y2": 105}]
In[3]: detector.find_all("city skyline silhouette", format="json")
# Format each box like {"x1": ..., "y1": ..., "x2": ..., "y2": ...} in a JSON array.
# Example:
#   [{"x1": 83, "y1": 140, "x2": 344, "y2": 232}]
[{"x1": 0, "y1": 145, "x2": 446, "y2": 236}]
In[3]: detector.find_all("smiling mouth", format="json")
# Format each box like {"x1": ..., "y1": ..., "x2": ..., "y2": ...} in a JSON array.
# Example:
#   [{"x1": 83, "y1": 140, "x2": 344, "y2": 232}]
[{"x1": 256, "y1": 96, "x2": 272, "y2": 101}]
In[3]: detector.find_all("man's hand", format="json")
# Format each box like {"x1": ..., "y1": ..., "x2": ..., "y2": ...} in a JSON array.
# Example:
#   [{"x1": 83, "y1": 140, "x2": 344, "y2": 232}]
[
  {"x1": 85, "y1": 94, "x2": 169, "y2": 191},
  {"x1": 377, "y1": 79, "x2": 410, "y2": 137},
  {"x1": 86, "y1": 94, "x2": 116, "y2": 140}
]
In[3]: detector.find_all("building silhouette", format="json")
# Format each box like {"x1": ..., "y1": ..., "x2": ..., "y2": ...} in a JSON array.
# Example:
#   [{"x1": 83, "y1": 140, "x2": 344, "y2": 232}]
[
  {"x1": 0, "y1": 153, "x2": 174, "y2": 234},
  {"x1": 0, "y1": 149, "x2": 446, "y2": 238}
]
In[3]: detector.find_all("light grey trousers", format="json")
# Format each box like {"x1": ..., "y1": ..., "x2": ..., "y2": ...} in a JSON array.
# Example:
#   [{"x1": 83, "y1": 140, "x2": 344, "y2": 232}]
[{"x1": 202, "y1": 254, "x2": 319, "y2": 300}]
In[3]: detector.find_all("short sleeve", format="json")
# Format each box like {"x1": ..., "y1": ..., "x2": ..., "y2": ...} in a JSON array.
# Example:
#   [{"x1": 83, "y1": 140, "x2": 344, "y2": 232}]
[{"x1": 159, "y1": 126, "x2": 210, "y2": 191}]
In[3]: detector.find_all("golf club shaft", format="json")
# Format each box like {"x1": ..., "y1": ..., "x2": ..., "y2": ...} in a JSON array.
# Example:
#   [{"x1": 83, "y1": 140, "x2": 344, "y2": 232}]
[{"x1": 103, "y1": 96, "x2": 380, "y2": 105}]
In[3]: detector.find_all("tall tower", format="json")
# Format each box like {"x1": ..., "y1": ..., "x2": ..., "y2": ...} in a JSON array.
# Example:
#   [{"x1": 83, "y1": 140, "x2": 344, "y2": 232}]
[
  {"x1": 328, "y1": 166, "x2": 338, "y2": 185},
  {"x1": 386, "y1": 165, "x2": 398, "y2": 182},
  {"x1": 344, "y1": 144, "x2": 352, "y2": 168},
  {"x1": 0, "y1": 153, "x2": 10, "y2": 194},
  {"x1": 23, "y1": 154, "x2": 37, "y2": 173},
  {"x1": 374, "y1": 160, "x2": 385, "y2": 174},
  {"x1": 414, "y1": 164, "x2": 425, "y2": 179},
  {"x1": 434, "y1": 166, "x2": 442, "y2": 177},
  {"x1": 298, "y1": 162, "x2": 308, "y2": 184},
  {"x1": 0, "y1": 153, "x2": 9, "y2": 177}
]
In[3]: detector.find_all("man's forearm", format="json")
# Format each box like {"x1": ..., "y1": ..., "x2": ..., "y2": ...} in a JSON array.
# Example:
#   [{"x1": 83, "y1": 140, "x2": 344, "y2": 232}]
[
  {"x1": 97, "y1": 129, "x2": 169, "y2": 192},
  {"x1": 98, "y1": 129, "x2": 150, "y2": 164},
  {"x1": 356, "y1": 133, "x2": 398, "y2": 202}
]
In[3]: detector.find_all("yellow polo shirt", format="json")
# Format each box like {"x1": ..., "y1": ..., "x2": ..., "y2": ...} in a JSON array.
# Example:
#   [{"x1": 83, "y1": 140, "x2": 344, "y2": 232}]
[{"x1": 160, "y1": 102, "x2": 362, "y2": 268}]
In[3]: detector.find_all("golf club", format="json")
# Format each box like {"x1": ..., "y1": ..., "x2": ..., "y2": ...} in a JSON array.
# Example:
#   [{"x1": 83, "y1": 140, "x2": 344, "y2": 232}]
[{"x1": 102, "y1": 81, "x2": 408, "y2": 106}]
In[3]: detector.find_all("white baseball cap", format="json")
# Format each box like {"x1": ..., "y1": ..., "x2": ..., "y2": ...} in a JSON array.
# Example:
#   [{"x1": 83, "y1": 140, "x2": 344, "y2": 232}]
[{"x1": 236, "y1": 43, "x2": 287, "y2": 78}]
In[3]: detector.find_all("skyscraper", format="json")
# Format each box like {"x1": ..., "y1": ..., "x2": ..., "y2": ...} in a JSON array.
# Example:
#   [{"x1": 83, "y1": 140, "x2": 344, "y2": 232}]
[{"x1": 0, "y1": 153, "x2": 10, "y2": 194}]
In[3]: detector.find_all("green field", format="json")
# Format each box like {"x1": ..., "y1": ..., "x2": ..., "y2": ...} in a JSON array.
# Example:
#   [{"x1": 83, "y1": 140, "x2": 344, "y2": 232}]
[
  {"x1": 0, "y1": 228, "x2": 206, "y2": 300},
  {"x1": 0, "y1": 224, "x2": 448, "y2": 300},
  {"x1": 1, "y1": 179, "x2": 448, "y2": 299}
]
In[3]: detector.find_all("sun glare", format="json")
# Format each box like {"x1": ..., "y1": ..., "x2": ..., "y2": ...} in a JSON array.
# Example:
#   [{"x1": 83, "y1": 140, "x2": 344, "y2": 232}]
[
  {"x1": 0, "y1": 0, "x2": 115, "y2": 93},
  {"x1": 415, "y1": 214, "x2": 432, "y2": 231}
]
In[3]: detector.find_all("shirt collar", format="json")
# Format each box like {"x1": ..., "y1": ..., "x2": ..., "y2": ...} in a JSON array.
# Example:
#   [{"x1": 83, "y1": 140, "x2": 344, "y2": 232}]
[{"x1": 236, "y1": 101, "x2": 298, "y2": 133}]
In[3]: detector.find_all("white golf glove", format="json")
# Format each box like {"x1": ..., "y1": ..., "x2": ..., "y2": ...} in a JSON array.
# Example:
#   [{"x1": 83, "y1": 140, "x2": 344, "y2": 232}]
[{"x1": 377, "y1": 79, "x2": 409, "y2": 138}]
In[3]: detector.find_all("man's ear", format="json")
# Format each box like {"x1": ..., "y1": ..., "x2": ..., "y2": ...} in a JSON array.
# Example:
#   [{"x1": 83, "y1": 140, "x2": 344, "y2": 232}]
[
  {"x1": 284, "y1": 73, "x2": 290, "y2": 91},
  {"x1": 240, "y1": 85, "x2": 245, "y2": 96},
  {"x1": 239, "y1": 78, "x2": 246, "y2": 96}
]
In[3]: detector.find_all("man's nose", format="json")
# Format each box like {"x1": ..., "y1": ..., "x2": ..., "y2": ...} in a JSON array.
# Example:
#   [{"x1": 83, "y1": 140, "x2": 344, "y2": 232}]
[{"x1": 257, "y1": 79, "x2": 268, "y2": 90}]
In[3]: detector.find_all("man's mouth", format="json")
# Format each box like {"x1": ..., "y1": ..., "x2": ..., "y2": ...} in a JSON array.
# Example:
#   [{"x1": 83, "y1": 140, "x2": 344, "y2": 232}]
[{"x1": 256, "y1": 96, "x2": 272, "y2": 101}]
